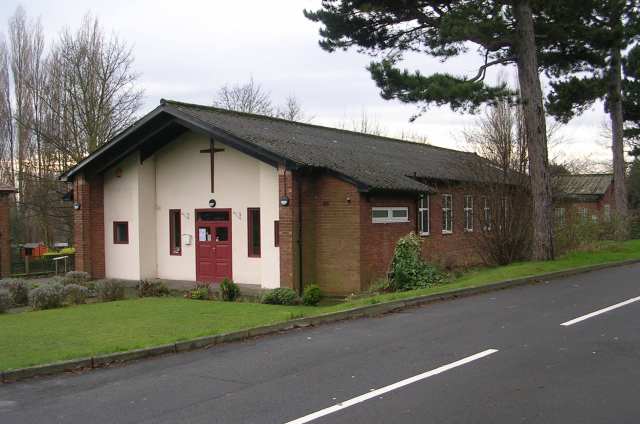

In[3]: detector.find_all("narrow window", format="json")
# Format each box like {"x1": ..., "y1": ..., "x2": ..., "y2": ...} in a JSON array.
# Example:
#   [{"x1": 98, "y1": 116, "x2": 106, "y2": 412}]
[
  {"x1": 555, "y1": 207, "x2": 566, "y2": 226},
  {"x1": 442, "y1": 194, "x2": 453, "y2": 234},
  {"x1": 169, "y1": 209, "x2": 181, "y2": 255},
  {"x1": 419, "y1": 195, "x2": 430, "y2": 235},
  {"x1": 464, "y1": 195, "x2": 473, "y2": 232},
  {"x1": 274, "y1": 220, "x2": 280, "y2": 247},
  {"x1": 483, "y1": 197, "x2": 492, "y2": 231},
  {"x1": 603, "y1": 204, "x2": 611, "y2": 222},
  {"x1": 577, "y1": 207, "x2": 588, "y2": 222},
  {"x1": 113, "y1": 221, "x2": 129, "y2": 244},
  {"x1": 248, "y1": 208, "x2": 261, "y2": 257}
]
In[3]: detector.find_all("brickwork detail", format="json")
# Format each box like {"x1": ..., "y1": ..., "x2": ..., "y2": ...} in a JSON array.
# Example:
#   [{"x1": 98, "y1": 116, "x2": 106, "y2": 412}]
[
  {"x1": 0, "y1": 194, "x2": 12, "y2": 277},
  {"x1": 73, "y1": 174, "x2": 105, "y2": 279}
]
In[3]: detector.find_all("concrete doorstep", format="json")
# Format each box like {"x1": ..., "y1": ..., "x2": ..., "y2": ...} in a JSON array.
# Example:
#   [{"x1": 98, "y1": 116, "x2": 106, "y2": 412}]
[{"x1": 2, "y1": 258, "x2": 639, "y2": 384}]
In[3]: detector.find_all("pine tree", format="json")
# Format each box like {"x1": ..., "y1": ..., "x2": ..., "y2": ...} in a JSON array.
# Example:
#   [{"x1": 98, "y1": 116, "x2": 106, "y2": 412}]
[
  {"x1": 545, "y1": 0, "x2": 640, "y2": 233},
  {"x1": 304, "y1": 0, "x2": 587, "y2": 260}
]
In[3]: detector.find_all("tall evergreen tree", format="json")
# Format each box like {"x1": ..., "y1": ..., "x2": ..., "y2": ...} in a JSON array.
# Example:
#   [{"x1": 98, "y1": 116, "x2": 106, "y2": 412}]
[
  {"x1": 545, "y1": 0, "x2": 640, "y2": 232},
  {"x1": 624, "y1": 45, "x2": 640, "y2": 156},
  {"x1": 305, "y1": 0, "x2": 585, "y2": 260}
]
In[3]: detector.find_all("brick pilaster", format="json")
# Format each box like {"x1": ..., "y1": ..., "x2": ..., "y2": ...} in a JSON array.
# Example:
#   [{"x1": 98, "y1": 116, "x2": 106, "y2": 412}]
[
  {"x1": 73, "y1": 173, "x2": 105, "y2": 278},
  {"x1": 0, "y1": 193, "x2": 13, "y2": 277},
  {"x1": 278, "y1": 165, "x2": 299, "y2": 290}
]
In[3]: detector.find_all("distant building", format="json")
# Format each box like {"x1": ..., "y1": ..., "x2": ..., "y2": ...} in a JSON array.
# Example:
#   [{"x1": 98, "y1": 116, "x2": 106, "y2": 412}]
[{"x1": 553, "y1": 174, "x2": 615, "y2": 225}]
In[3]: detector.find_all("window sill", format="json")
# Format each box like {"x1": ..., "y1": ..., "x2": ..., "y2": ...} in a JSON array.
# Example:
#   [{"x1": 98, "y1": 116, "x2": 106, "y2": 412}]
[
  {"x1": 441, "y1": 230, "x2": 453, "y2": 235},
  {"x1": 464, "y1": 229, "x2": 473, "y2": 233},
  {"x1": 419, "y1": 232, "x2": 430, "y2": 237}
]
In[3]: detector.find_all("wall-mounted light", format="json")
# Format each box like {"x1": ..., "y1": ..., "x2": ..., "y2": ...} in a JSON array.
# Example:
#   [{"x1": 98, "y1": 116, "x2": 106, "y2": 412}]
[
  {"x1": 209, "y1": 199, "x2": 217, "y2": 208},
  {"x1": 346, "y1": 196, "x2": 351, "y2": 204},
  {"x1": 280, "y1": 195, "x2": 290, "y2": 207},
  {"x1": 115, "y1": 168, "x2": 123, "y2": 178},
  {"x1": 73, "y1": 202, "x2": 81, "y2": 210}
]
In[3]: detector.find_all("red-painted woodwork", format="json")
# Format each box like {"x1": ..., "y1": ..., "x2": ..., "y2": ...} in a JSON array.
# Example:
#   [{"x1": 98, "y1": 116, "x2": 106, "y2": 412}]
[{"x1": 195, "y1": 209, "x2": 232, "y2": 283}]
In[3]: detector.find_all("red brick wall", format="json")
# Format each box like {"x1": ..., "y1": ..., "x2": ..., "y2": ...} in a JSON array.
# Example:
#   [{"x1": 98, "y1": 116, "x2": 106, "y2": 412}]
[
  {"x1": 278, "y1": 165, "x2": 298, "y2": 290},
  {"x1": 359, "y1": 185, "x2": 483, "y2": 289},
  {"x1": 307, "y1": 174, "x2": 362, "y2": 296},
  {"x1": 0, "y1": 193, "x2": 12, "y2": 277},
  {"x1": 73, "y1": 174, "x2": 105, "y2": 279}
]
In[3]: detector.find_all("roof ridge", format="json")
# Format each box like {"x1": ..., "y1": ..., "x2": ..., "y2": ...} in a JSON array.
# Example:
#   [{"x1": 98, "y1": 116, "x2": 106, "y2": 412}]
[{"x1": 160, "y1": 99, "x2": 476, "y2": 156}]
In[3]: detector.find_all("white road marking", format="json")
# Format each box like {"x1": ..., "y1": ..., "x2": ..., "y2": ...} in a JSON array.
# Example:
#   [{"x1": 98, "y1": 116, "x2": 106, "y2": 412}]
[
  {"x1": 561, "y1": 295, "x2": 640, "y2": 327},
  {"x1": 283, "y1": 349, "x2": 499, "y2": 424}
]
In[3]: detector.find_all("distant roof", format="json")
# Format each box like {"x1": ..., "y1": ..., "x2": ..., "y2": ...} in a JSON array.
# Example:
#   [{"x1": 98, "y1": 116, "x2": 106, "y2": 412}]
[
  {"x1": 0, "y1": 183, "x2": 16, "y2": 193},
  {"x1": 61, "y1": 100, "x2": 495, "y2": 192},
  {"x1": 553, "y1": 174, "x2": 612, "y2": 200}
]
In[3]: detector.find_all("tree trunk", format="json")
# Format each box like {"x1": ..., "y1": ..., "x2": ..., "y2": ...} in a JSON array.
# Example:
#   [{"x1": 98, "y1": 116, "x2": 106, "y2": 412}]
[
  {"x1": 513, "y1": 0, "x2": 555, "y2": 260},
  {"x1": 608, "y1": 46, "x2": 629, "y2": 236}
]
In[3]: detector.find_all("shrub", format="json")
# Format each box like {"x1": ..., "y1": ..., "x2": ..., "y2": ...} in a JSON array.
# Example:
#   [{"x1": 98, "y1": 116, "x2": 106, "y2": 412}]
[
  {"x1": 389, "y1": 233, "x2": 445, "y2": 291},
  {"x1": 302, "y1": 284, "x2": 322, "y2": 306},
  {"x1": 0, "y1": 279, "x2": 30, "y2": 306},
  {"x1": 0, "y1": 289, "x2": 10, "y2": 313},
  {"x1": 262, "y1": 287, "x2": 299, "y2": 305},
  {"x1": 188, "y1": 284, "x2": 210, "y2": 300},
  {"x1": 219, "y1": 278, "x2": 240, "y2": 301},
  {"x1": 62, "y1": 284, "x2": 89, "y2": 305},
  {"x1": 95, "y1": 279, "x2": 125, "y2": 302},
  {"x1": 138, "y1": 279, "x2": 170, "y2": 297},
  {"x1": 64, "y1": 271, "x2": 91, "y2": 285},
  {"x1": 29, "y1": 284, "x2": 63, "y2": 310}
]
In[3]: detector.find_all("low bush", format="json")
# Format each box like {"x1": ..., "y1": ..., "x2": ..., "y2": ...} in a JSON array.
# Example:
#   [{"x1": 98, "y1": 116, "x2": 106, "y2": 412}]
[
  {"x1": 138, "y1": 279, "x2": 170, "y2": 297},
  {"x1": 188, "y1": 284, "x2": 210, "y2": 300},
  {"x1": 63, "y1": 271, "x2": 91, "y2": 285},
  {"x1": 389, "y1": 233, "x2": 446, "y2": 291},
  {"x1": 219, "y1": 278, "x2": 240, "y2": 301},
  {"x1": 368, "y1": 278, "x2": 391, "y2": 294},
  {"x1": 0, "y1": 289, "x2": 10, "y2": 313},
  {"x1": 95, "y1": 279, "x2": 125, "y2": 302},
  {"x1": 0, "y1": 278, "x2": 30, "y2": 306},
  {"x1": 302, "y1": 284, "x2": 322, "y2": 306},
  {"x1": 29, "y1": 284, "x2": 64, "y2": 310},
  {"x1": 62, "y1": 284, "x2": 89, "y2": 305},
  {"x1": 262, "y1": 287, "x2": 299, "y2": 305}
]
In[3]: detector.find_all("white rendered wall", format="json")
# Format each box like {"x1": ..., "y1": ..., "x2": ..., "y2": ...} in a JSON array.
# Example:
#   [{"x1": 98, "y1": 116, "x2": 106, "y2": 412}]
[{"x1": 152, "y1": 131, "x2": 281, "y2": 287}]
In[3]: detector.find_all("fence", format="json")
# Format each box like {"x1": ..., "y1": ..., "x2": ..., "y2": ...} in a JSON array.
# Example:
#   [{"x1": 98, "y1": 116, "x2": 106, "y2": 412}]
[{"x1": 11, "y1": 249, "x2": 76, "y2": 277}]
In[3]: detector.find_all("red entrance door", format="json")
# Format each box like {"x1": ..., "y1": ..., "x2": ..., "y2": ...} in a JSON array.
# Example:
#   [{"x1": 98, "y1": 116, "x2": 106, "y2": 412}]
[{"x1": 195, "y1": 209, "x2": 232, "y2": 283}]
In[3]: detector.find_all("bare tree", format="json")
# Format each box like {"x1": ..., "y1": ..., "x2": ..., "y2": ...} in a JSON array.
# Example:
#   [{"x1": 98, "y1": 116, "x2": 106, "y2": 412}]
[
  {"x1": 276, "y1": 95, "x2": 311, "y2": 122},
  {"x1": 463, "y1": 98, "x2": 532, "y2": 265},
  {"x1": 0, "y1": 38, "x2": 14, "y2": 186},
  {"x1": 213, "y1": 77, "x2": 274, "y2": 116}
]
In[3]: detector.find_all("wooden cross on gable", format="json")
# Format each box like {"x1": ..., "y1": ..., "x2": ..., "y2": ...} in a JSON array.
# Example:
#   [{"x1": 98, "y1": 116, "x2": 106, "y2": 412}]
[{"x1": 199, "y1": 138, "x2": 225, "y2": 193}]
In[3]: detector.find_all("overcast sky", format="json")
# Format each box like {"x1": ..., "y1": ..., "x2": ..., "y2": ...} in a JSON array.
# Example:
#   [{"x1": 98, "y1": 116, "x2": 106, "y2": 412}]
[{"x1": 1, "y1": 0, "x2": 613, "y2": 167}]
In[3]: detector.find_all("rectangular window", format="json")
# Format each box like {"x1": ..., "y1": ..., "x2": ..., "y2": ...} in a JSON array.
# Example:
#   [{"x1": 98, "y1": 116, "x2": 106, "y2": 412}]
[
  {"x1": 555, "y1": 207, "x2": 566, "y2": 226},
  {"x1": 274, "y1": 220, "x2": 280, "y2": 247},
  {"x1": 464, "y1": 195, "x2": 473, "y2": 232},
  {"x1": 169, "y1": 209, "x2": 181, "y2": 255},
  {"x1": 483, "y1": 197, "x2": 492, "y2": 231},
  {"x1": 248, "y1": 208, "x2": 261, "y2": 257},
  {"x1": 442, "y1": 194, "x2": 453, "y2": 234},
  {"x1": 577, "y1": 207, "x2": 588, "y2": 222},
  {"x1": 371, "y1": 207, "x2": 409, "y2": 223},
  {"x1": 603, "y1": 204, "x2": 611, "y2": 222},
  {"x1": 418, "y1": 195, "x2": 430, "y2": 235},
  {"x1": 113, "y1": 221, "x2": 129, "y2": 244}
]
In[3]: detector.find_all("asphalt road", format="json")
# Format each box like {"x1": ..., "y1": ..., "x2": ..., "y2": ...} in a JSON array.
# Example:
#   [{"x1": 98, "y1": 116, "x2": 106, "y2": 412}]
[{"x1": 2, "y1": 263, "x2": 640, "y2": 423}]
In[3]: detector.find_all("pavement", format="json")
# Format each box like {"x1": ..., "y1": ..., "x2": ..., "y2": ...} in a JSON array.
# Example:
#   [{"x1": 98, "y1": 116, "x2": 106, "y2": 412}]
[{"x1": 1, "y1": 262, "x2": 640, "y2": 423}]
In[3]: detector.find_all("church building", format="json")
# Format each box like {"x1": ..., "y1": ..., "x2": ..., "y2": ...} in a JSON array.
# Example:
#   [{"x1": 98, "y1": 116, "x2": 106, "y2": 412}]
[{"x1": 62, "y1": 100, "x2": 491, "y2": 295}]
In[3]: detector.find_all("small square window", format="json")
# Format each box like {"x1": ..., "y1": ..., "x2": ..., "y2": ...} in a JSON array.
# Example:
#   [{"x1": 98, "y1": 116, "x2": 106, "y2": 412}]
[
  {"x1": 113, "y1": 222, "x2": 129, "y2": 244},
  {"x1": 372, "y1": 207, "x2": 409, "y2": 223}
]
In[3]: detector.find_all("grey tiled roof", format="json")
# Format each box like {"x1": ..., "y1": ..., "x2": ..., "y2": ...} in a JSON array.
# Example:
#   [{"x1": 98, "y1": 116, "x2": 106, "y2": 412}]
[
  {"x1": 164, "y1": 101, "x2": 487, "y2": 192},
  {"x1": 553, "y1": 174, "x2": 612, "y2": 198}
]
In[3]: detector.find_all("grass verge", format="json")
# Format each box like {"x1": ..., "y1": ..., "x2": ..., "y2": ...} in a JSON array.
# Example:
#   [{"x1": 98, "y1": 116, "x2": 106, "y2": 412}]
[{"x1": 1, "y1": 240, "x2": 639, "y2": 371}]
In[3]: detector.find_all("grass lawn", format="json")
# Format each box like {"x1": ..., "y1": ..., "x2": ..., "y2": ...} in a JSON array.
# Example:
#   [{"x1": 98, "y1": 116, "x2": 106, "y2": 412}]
[{"x1": 1, "y1": 239, "x2": 639, "y2": 371}]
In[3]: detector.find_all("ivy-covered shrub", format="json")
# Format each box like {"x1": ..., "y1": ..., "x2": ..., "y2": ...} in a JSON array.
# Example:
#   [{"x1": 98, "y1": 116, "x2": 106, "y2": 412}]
[
  {"x1": 138, "y1": 279, "x2": 170, "y2": 297},
  {"x1": 188, "y1": 284, "x2": 210, "y2": 300},
  {"x1": 62, "y1": 284, "x2": 89, "y2": 305},
  {"x1": 63, "y1": 271, "x2": 91, "y2": 285},
  {"x1": 302, "y1": 284, "x2": 322, "y2": 306},
  {"x1": 262, "y1": 287, "x2": 299, "y2": 305},
  {"x1": 0, "y1": 289, "x2": 11, "y2": 313},
  {"x1": 29, "y1": 284, "x2": 64, "y2": 310},
  {"x1": 95, "y1": 279, "x2": 125, "y2": 302},
  {"x1": 0, "y1": 278, "x2": 30, "y2": 306},
  {"x1": 219, "y1": 278, "x2": 240, "y2": 301},
  {"x1": 389, "y1": 233, "x2": 445, "y2": 291}
]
